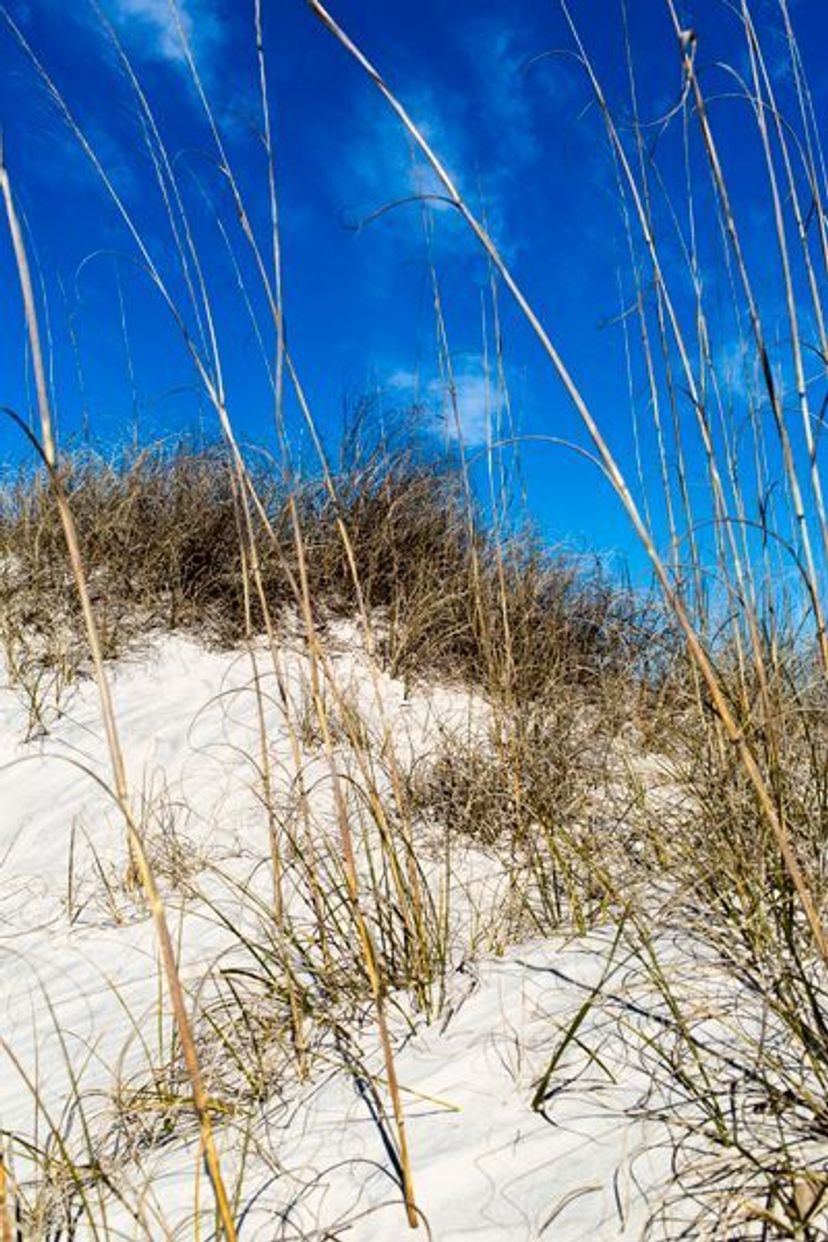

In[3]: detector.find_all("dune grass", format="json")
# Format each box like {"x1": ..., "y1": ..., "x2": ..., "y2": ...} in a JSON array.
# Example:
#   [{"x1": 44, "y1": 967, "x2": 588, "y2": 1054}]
[{"x1": 2, "y1": 0, "x2": 828, "y2": 1236}]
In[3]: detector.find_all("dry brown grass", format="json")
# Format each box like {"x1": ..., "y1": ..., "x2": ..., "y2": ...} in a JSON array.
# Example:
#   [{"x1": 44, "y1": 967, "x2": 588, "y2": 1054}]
[
  {"x1": 0, "y1": 439, "x2": 653, "y2": 709},
  {"x1": 4, "y1": 0, "x2": 828, "y2": 1233}
]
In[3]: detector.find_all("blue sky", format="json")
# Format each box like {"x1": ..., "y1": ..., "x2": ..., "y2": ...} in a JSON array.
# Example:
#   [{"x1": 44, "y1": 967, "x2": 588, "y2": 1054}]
[{"x1": 1, "y1": 0, "x2": 827, "y2": 576}]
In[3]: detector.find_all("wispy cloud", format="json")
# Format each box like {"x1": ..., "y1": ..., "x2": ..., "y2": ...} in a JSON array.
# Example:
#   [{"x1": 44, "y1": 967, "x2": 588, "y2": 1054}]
[
  {"x1": 32, "y1": 117, "x2": 138, "y2": 197},
  {"x1": 461, "y1": 19, "x2": 542, "y2": 167},
  {"x1": 716, "y1": 329, "x2": 795, "y2": 412},
  {"x1": 337, "y1": 16, "x2": 563, "y2": 255},
  {"x1": 345, "y1": 83, "x2": 467, "y2": 218},
  {"x1": 389, "y1": 356, "x2": 507, "y2": 449},
  {"x1": 338, "y1": 76, "x2": 524, "y2": 272},
  {"x1": 104, "y1": 0, "x2": 221, "y2": 67}
]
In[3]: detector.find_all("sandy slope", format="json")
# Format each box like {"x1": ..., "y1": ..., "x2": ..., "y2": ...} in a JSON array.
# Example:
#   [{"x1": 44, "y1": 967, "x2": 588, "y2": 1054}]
[{"x1": 0, "y1": 631, "x2": 773, "y2": 1239}]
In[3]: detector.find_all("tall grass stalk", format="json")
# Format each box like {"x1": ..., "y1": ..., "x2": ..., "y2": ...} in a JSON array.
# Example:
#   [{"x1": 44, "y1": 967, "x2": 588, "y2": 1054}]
[
  {"x1": 303, "y1": 0, "x2": 828, "y2": 966},
  {"x1": 0, "y1": 151, "x2": 238, "y2": 1242},
  {"x1": 4, "y1": 1, "x2": 828, "y2": 1234}
]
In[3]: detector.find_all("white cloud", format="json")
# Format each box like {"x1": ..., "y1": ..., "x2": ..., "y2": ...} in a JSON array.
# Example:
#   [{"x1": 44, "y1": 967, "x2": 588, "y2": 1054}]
[
  {"x1": 716, "y1": 332, "x2": 795, "y2": 417},
  {"x1": 463, "y1": 20, "x2": 541, "y2": 166},
  {"x1": 34, "y1": 118, "x2": 138, "y2": 197},
  {"x1": 346, "y1": 84, "x2": 466, "y2": 217},
  {"x1": 340, "y1": 80, "x2": 521, "y2": 268},
  {"x1": 339, "y1": 20, "x2": 556, "y2": 253},
  {"x1": 389, "y1": 357, "x2": 507, "y2": 449},
  {"x1": 718, "y1": 335, "x2": 753, "y2": 402},
  {"x1": 105, "y1": 0, "x2": 220, "y2": 67}
]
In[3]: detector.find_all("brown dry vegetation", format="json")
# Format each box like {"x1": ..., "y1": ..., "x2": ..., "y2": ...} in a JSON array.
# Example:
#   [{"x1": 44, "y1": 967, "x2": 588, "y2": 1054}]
[
  {"x1": 3, "y1": 0, "x2": 828, "y2": 1236},
  {"x1": 0, "y1": 441, "x2": 657, "y2": 695}
]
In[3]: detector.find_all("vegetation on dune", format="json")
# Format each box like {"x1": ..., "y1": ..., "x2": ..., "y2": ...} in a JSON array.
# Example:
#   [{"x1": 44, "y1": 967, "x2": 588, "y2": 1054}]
[
  {"x1": 2, "y1": 0, "x2": 828, "y2": 1237},
  {"x1": 0, "y1": 439, "x2": 653, "y2": 696}
]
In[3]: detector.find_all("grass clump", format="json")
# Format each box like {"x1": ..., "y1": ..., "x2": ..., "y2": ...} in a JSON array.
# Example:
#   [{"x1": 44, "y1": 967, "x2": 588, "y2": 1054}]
[
  {"x1": 0, "y1": 438, "x2": 645, "y2": 712},
  {"x1": 4, "y1": 0, "x2": 828, "y2": 1235}
]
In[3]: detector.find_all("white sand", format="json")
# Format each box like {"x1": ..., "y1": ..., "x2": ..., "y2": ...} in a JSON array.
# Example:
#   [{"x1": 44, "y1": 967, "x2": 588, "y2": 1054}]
[{"x1": 0, "y1": 632, "x2": 803, "y2": 1239}]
